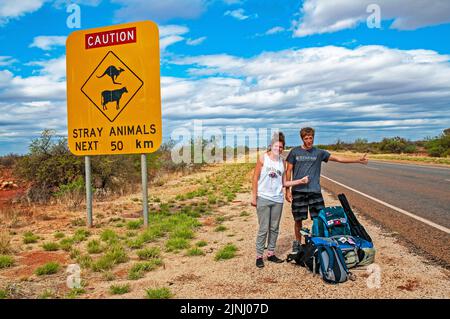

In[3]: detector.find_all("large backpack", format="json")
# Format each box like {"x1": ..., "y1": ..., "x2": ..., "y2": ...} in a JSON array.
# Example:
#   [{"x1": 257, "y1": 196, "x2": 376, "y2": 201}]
[
  {"x1": 312, "y1": 206, "x2": 352, "y2": 237},
  {"x1": 312, "y1": 237, "x2": 351, "y2": 284},
  {"x1": 287, "y1": 237, "x2": 351, "y2": 284},
  {"x1": 332, "y1": 235, "x2": 376, "y2": 268}
]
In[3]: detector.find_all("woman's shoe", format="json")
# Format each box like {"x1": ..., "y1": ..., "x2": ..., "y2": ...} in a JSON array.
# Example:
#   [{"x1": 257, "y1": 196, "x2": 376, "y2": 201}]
[{"x1": 256, "y1": 258, "x2": 264, "y2": 268}]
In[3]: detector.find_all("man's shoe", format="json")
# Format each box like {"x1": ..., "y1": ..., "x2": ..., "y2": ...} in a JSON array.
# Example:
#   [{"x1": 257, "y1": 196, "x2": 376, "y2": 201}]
[
  {"x1": 256, "y1": 258, "x2": 264, "y2": 268},
  {"x1": 267, "y1": 255, "x2": 284, "y2": 263}
]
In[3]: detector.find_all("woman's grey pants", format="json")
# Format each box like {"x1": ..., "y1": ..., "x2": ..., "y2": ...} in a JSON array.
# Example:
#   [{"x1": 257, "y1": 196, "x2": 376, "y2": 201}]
[{"x1": 256, "y1": 197, "x2": 283, "y2": 257}]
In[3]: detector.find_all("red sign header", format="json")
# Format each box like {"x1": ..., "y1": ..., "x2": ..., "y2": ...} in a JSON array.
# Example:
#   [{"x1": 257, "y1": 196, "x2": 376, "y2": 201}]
[{"x1": 85, "y1": 27, "x2": 136, "y2": 49}]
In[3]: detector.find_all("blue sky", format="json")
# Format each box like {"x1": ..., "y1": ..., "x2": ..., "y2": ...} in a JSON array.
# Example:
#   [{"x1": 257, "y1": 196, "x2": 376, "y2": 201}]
[{"x1": 1, "y1": 0, "x2": 450, "y2": 154}]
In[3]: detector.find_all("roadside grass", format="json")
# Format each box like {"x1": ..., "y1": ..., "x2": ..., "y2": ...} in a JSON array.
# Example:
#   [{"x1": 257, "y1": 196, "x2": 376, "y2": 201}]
[
  {"x1": 127, "y1": 219, "x2": 143, "y2": 230},
  {"x1": 59, "y1": 238, "x2": 75, "y2": 252},
  {"x1": 66, "y1": 288, "x2": 86, "y2": 299},
  {"x1": 91, "y1": 244, "x2": 129, "y2": 272},
  {"x1": 100, "y1": 229, "x2": 119, "y2": 244},
  {"x1": 128, "y1": 259, "x2": 163, "y2": 280},
  {"x1": 136, "y1": 247, "x2": 160, "y2": 260},
  {"x1": 0, "y1": 255, "x2": 14, "y2": 269},
  {"x1": 166, "y1": 238, "x2": 190, "y2": 252},
  {"x1": 185, "y1": 247, "x2": 205, "y2": 256},
  {"x1": 215, "y1": 244, "x2": 238, "y2": 261},
  {"x1": 0, "y1": 232, "x2": 12, "y2": 254},
  {"x1": 145, "y1": 287, "x2": 173, "y2": 299},
  {"x1": 109, "y1": 284, "x2": 131, "y2": 295},
  {"x1": 39, "y1": 290, "x2": 55, "y2": 299},
  {"x1": 195, "y1": 240, "x2": 207, "y2": 247},
  {"x1": 42, "y1": 242, "x2": 60, "y2": 251},
  {"x1": 23, "y1": 231, "x2": 39, "y2": 244},
  {"x1": 0, "y1": 290, "x2": 7, "y2": 299},
  {"x1": 73, "y1": 229, "x2": 91, "y2": 243},
  {"x1": 214, "y1": 225, "x2": 227, "y2": 232},
  {"x1": 54, "y1": 232, "x2": 65, "y2": 239},
  {"x1": 86, "y1": 240, "x2": 103, "y2": 254},
  {"x1": 35, "y1": 262, "x2": 60, "y2": 275}
]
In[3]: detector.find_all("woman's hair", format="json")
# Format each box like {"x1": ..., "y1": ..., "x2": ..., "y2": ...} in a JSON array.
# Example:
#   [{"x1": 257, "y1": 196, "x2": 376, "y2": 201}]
[{"x1": 268, "y1": 132, "x2": 285, "y2": 151}]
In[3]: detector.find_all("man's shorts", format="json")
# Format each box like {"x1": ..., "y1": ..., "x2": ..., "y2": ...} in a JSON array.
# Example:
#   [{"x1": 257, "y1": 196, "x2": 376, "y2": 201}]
[{"x1": 291, "y1": 191, "x2": 325, "y2": 221}]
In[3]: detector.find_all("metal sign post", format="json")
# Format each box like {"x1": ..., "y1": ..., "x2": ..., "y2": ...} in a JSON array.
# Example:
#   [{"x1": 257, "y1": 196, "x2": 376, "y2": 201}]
[
  {"x1": 85, "y1": 156, "x2": 93, "y2": 227},
  {"x1": 141, "y1": 154, "x2": 149, "y2": 227}
]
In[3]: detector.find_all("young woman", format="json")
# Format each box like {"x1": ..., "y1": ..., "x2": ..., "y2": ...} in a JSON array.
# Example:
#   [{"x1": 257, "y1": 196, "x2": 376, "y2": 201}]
[{"x1": 251, "y1": 132, "x2": 309, "y2": 268}]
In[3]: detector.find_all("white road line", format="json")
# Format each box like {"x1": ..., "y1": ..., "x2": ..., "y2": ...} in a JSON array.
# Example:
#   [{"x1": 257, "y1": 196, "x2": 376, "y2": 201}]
[
  {"x1": 371, "y1": 160, "x2": 450, "y2": 171},
  {"x1": 365, "y1": 166, "x2": 380, "y2": 170},
  {"x1": 321, "y1": 175, "x2": 450, "y2": 234},
  {"x1": 445, "y1": 179, "x2": 450, "y2": 182}
]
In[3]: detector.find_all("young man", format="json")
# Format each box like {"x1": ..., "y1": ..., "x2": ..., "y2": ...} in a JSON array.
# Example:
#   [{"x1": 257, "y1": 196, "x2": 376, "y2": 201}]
[{"x1": 285, "y1": 127, "x2": 368, "y2": 249}]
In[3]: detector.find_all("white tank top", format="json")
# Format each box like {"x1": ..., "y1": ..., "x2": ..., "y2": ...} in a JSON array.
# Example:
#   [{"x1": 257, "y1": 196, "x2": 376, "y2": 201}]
[{"x1": 257, "y1": 153, "x2": 285, "y2": 203}]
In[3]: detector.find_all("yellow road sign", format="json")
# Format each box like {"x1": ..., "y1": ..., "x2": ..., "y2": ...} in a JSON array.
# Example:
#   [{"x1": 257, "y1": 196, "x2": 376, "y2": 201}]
[{"x1": 66, "y1": 21, "x2": 161, "y2": 155}]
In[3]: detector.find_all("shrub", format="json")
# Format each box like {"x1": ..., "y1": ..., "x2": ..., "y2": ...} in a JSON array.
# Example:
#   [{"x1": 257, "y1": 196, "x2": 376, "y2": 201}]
[
  {"x1": 109, "y1": 284, "x2": 131, "y2": 295},
  {"x1": 128, "y1": 259, "x2": 163, "y2": 280},
  {"x1": 0, "y1": 232, "x2": 12, "y2": 254},
  {"x1": 215, "y1": 244, "x2": 237, "y2": 261},
  {"x1": 195, "y1": 240, "x2": 207, "y2": 247},
  {"x1": 60, "y1": 238, "x2": 75, "y2": 251},
  {"x1": 54, "y1": 232, "x2": 65, "y2": 239},
  {"x1": 0, "y1": 255, "x2": 14, "y2": 269},
  {"x1": 127, "y1": 219, "x2": 143, "y2": 230},
  {"x1": 100, "y1": 229, "x2": 119, "y2": 243},
  {"x1": 137, "y1": 247, "x2": 160, "y2": 260},
  {"x1": 42, "y1": 242, "x2": 60, "y2": 251},
  {"x1": 73, "y1": 229, "x2": 90, "y2": 243},
  {"x1": 145, "y1": 287, "x2": 172, "y2": 299},
  {"x1": 214, "y1": 225, "x2": 227, "y2": 232},
  {"x1": 35, "y1": 262, "x2": 60, "y2": 275},
  {"x1": 23, "y1": 232, "x2": 39, "y2": 244},
  {"x1": 186, "y1": 247, "x2": 204, "y2": 256},
  {"x1": 166, "y1": 238, "x2": 190, "y2": 252},
  {"x1": 86, "y1": 240, "x2": 103, "y2": 254}
]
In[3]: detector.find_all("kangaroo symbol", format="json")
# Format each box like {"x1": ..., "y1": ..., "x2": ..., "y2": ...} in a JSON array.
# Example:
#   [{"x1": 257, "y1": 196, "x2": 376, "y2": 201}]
[{"x1": 97, "y1": 65, "x2": 125, "y2": 85}]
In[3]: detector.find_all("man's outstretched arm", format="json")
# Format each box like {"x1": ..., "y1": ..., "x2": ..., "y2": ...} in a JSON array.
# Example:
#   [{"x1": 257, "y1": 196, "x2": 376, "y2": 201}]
[{"x1": 329, "y1": 153, "x2": 368, "y2": 165}]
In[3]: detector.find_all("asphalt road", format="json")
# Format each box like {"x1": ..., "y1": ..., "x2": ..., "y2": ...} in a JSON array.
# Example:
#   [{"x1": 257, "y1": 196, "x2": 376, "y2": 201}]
[
  {"x1": 321, "y1": 160, "x2": 450, "y2": 229},
  {"x1": 320, "y1": 160, "x2": 450, "y2": 266}
]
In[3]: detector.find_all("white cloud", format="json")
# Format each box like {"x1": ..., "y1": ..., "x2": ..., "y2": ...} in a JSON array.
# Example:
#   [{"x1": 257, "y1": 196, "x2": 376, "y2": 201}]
[
  {"x1": 186, "y1": 37, "x2": 207, "y2": 46},
  {"x1": 293, "y1": 0, "x2": 450, "y2": 37},
  {"x1": 224, "y1": 8, "x2": 257, "y2": 20},
  {"x1": 158, "y1": 25, "x2": 191, "y2": 51},
  {"x1": 265, "y1": 26, "x2": 285, "y2": 35},
  {"x1": 0, "y1": 0, "x2": 47, "y2": 26},
  {"x1": 163, "y1": 45, "x2": 450, "y2": 142},
  {"x1": 30, "y1": 36, "x2": 67, "y2": 51},
  {"x1": 0, "y1": 56, "x2": 16, "y2": 66}
]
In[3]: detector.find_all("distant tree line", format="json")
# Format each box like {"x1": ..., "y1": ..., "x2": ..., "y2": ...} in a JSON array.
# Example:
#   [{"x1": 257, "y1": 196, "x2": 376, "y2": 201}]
[{"x1": 315, "y1": 128, "x2": 450, "y2": 157}]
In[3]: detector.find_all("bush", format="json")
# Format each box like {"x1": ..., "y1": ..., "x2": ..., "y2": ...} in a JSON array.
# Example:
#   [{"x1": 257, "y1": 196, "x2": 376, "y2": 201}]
[
  {"x1": 215, "y1": 244, "x2": 238, "y2": 261},
  {"x1": 145, "y1": 287, "x2": 172, "y2": 299},
  {"x1": 0, "y1": 255, "x2": 14, "y2": 269},
  {"x1": 42, "y1": 242, "x2": 59, "y2": 251},
  {"x1": 35, "y1": 262, "x2": 60, "y2": 275},
  {"x1": 137, "y1": 247, "x2": 160, "y2": 260},
  {"x1": 425, "y1": 131, "x2": 450, "y2": 157},
  {"x1": 110, "y1": 284, "x2": 131, "y2": 295},
  {"x1": 23, "y1": 232, "x2": 39, "y2": 244}
]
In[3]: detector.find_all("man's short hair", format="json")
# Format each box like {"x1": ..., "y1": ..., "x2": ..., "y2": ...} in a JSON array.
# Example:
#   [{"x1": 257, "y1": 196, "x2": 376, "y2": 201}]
[{"x1": 300, "y1": 127, "x2": 315, "y2": 140}]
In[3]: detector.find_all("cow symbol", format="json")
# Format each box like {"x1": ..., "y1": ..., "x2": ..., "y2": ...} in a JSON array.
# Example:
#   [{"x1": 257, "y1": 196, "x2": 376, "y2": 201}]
[
  {"x1": 97, "y1": 65, "x2": 125, "y2": 85},
  {"x1": 101, "y1": 87, "x2": 128, "y2": 111}
]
